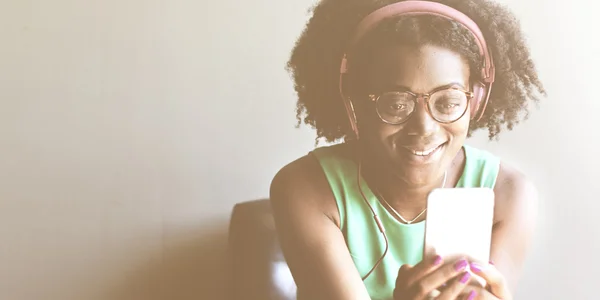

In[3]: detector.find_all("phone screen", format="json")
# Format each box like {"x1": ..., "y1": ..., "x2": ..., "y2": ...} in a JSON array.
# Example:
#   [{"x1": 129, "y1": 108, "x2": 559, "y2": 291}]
[{"x1": 424, "y1": 187, "x2": 495, "y2": 264}]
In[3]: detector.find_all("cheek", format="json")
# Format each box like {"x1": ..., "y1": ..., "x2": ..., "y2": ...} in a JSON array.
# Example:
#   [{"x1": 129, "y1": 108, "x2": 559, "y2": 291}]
[
  {"x1": 361, "y1": 117, "x2": 401, "y2": 139},
  {"x1": 356, "y1": 106, "x2": 384, "y2": 132},
  {"x1": 447, "y1": 116, "x2": 471, "y2": 138},
  {"x1": 378, "y1": 123, "x2": 403, "y2": 138},
  {"x1": 357, "y1": 117, "x2": 399, "y2": 146}
]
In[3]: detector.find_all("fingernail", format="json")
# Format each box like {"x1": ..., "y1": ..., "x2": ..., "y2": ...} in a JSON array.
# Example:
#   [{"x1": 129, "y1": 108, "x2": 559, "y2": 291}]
[
  {"x1": 489, "y1": 260, "x2": 495, "y2": 265},
  {"x1": 433, "y1": 255, "x2": 443, "y2": 266},
  {"x1": 454, "y1": 259, "x2": 468, "y2": 271},
  {"x1": 459, "y1": 272, "x2": 471, "y2": 284},
  {"x1": 467, "y1": 290, "x2": 477, "y2": 300},
  {"x1": 470, "y1": 262, "x2": 482, "y2": 272}
]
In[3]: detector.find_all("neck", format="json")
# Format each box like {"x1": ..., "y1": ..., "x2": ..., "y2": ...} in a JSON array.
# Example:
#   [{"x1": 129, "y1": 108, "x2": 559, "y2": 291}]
[
  {"x1": 352, "y1": 141, "x2": 465, "y2": 223},
  {"x1": 352, "y1": 143, "x2": 447, "y2": 208},
  {"x1": 362, "y1": 164, "x2": 446, "y2": 208}
]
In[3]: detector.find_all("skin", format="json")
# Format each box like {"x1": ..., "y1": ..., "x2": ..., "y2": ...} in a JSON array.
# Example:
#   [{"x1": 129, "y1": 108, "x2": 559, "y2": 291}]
[
  {"x1": 270, "y1": 45, "x2": 538, "y2": 300},
  {"x1": 355, "y1": 45, "x2": 471, "y2": 216}
]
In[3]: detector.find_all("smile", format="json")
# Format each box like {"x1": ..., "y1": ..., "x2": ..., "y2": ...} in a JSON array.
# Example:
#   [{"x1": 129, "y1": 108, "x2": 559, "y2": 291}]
[
  {"x1": 400, "y1": 143, "x2": 447, "y2": 164},
  {"x1": 403, "y1": 143, "x2": 444, "y2": 156}
]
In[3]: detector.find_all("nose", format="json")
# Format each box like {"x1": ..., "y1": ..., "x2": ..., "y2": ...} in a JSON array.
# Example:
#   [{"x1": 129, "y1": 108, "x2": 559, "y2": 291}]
[{"x1": 405, "y1": 99, "x2": 440, "y2": 136}]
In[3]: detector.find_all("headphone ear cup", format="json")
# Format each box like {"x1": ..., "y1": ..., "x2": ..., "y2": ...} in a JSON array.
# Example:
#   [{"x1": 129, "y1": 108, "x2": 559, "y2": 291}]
[
  {"x1": 470, "y1": 82, "x2": 485, "y2": 119},
  {"x1": 344, "y1": 98, "x2": 358, "y2": 131},
  {"x1": 339, "y1": 73, "x2": 360, "y2": 139}
]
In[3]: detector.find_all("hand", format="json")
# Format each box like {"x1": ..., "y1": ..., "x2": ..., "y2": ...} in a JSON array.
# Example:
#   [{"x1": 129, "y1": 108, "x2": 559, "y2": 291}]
[
  {"x1": 393, "y1": 255, "x2": 473, "y2": 300},
  {"x1": 466, "y1": 262, "x2": 513, "y2": 300},
  {"x1": 456, "y1": 286, "x2": 499, "y2": 300}
]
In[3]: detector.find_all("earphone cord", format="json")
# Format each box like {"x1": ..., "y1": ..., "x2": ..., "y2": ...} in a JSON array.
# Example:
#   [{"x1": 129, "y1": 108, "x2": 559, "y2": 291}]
[{"x1": 356, "y1": 156, "x2": 389, "y2": 281}]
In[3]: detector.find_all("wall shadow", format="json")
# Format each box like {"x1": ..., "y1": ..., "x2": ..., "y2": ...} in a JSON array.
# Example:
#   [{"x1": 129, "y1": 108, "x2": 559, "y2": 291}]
[{"x1": 108, "y1": 219, "x2": 231, "y2": 300}]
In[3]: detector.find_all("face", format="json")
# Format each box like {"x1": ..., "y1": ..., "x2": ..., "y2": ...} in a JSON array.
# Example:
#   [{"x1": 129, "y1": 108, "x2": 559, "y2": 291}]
[{"x1": 355, "y1": 44, "x2": 471, "y2": 186}]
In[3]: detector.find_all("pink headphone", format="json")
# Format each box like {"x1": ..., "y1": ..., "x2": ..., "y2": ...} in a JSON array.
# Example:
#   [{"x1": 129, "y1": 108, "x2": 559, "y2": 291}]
[{"x1": 338, "y1": 0, "x2": 496, "y2": 140}]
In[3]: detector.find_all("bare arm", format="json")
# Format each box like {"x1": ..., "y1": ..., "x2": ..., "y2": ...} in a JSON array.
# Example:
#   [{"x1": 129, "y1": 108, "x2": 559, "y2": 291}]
[
  {"x1": 489, "y1": 162, "x2": 540, "y2": 293},
  {"x1": 269, "y1": 155, "x2": 371, "y2": 300}
]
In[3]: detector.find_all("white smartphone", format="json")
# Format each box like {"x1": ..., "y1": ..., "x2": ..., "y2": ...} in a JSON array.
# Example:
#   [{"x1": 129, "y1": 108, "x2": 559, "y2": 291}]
[{"x1": 424, "y1": 187, "x2": 495, "y2": 286}]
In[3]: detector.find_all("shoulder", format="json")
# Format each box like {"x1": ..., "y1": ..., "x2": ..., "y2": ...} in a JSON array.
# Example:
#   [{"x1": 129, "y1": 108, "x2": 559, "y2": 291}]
[
  {"x1": 493, "y1": 160, "x2": 539, "y2": 227},
  {"x1": 269, "y1": 153, "x2": 341, "y2": 227},
  {"x1": 268, "y1": 152, "x2": 372, "y2": 299},
  {"x1": 270, "y1": 154, "x2": 323, "y2": 195},
  {"x1": 488, "y1": 159, "x2": 539, "y2": 291}
]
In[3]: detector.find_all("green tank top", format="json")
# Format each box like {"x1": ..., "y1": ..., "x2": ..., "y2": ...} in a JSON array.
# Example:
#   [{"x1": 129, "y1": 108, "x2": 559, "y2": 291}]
[{"x1": 309, "y1": 142, "x2": 500, "y2": 300}]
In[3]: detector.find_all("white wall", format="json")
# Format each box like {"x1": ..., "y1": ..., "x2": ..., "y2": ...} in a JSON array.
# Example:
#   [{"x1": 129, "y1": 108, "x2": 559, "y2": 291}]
[{"x1": 0, "y1": 0, "x2": 597, "y2": 299}]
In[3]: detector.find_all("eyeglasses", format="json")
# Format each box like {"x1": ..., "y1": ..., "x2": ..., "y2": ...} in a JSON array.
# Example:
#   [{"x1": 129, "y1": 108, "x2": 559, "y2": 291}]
[{"x1": 368, "y1": 86, "x2": 474, "y2": 125}]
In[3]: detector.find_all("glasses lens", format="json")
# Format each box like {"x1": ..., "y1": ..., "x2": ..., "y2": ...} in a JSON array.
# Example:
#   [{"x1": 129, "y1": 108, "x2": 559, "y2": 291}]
[
  {"x1": 375, "y1": 92, "x2": 415, "y2": 124},
  {"x1": 429, "y1": 89, "x2": 469, "y2": 122}
]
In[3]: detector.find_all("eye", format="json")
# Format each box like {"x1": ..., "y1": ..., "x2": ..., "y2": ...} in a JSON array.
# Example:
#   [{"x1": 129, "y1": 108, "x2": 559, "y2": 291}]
[
  {"x1": 376, "y1": 92, "x2": 415, "y2": 121},
  {"x1": 431, "y1": 89, "x2": 467, "y2": 114},
  {"x1": 436, "y1": 102, "x2": 460, "y2": 109},
  {"x1": 390, "y1": 103, "x2": 408, "y2": 111}
]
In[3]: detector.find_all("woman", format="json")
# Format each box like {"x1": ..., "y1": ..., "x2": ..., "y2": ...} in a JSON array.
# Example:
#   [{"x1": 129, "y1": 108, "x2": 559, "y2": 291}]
[{"x1": 270, "y1": 0, "x2": 545, "y2": 299}]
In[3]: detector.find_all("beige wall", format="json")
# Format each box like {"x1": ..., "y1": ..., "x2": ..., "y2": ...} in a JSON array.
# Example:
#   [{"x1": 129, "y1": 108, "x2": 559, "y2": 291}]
[{"x1": 0, "y1": 0, "x2": 596, "y2": 299}]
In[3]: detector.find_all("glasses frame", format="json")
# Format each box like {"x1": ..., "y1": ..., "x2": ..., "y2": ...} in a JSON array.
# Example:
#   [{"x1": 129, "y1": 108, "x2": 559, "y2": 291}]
[{"x1": 367, "y1": 86, "x2": 474, "y2": 125}]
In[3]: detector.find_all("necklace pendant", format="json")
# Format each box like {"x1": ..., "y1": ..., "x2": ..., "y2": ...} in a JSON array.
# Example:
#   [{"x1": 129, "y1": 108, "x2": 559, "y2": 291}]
[{"x1": 377, "y1": 171, "x2": 447, "y2": 225}]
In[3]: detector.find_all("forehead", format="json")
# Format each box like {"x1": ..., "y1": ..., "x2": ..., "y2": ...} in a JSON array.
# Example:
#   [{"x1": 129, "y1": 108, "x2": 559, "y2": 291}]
[{"x1": 365, "y1": 44, "x2": 471, "y2": 92}]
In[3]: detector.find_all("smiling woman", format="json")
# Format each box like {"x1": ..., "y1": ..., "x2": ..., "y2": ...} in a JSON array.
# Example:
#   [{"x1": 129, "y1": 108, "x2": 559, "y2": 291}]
[
  {"x1": 269, "y1": 0, "x2": 545, "y2": 299},
  {"x1": 357, "y1": 45, "x2": 473, "y2": 186}
]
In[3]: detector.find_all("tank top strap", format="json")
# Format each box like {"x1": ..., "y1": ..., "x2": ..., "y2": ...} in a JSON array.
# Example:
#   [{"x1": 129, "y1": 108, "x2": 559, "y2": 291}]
[{"x1": 457, "y1": 144, "x2": 501, "y2": 189}]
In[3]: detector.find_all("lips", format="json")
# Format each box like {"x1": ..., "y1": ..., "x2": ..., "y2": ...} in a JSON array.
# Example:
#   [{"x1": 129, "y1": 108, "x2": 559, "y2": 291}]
[
  {"x1": 399, "y1": 142, "x2": 447, "y2": 164},
  {"x1": 402, "y1": 143, "x2": 445, "y2": 156}
]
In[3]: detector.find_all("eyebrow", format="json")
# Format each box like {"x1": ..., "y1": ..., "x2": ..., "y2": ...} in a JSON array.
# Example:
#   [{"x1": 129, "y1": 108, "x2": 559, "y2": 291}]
[{"x1": 381, "y1": 82, "x2": 467, "y2": 92}]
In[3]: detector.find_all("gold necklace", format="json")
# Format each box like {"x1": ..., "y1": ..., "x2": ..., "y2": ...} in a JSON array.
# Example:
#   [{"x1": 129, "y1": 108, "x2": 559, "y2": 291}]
[{"x1": 377, "y1": 171, "x2": 447, "y2": 224}]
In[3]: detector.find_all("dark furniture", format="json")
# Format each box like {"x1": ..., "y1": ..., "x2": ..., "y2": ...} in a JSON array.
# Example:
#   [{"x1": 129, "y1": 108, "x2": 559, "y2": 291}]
[{"x1": 228, "y1": 199, "x2": 297, "y2": 300}]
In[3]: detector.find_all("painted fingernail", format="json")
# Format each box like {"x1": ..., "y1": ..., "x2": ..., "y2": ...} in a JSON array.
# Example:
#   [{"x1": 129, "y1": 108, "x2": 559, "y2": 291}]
[
  {"x1": 489, "y1": 260, "x2": 495, "y2": 265},
  {"x1": 459, "y1": 272, "x2": 471, "y2": 284},
  {"x1": 433, "y1": 255, "x2": 443, "y2": 266},
  {"x1": 454, "y1": 259, "x2": 468, "y2": 271},
  {"x1": 467, "y1": 290, "x2": 477, "y2": 300},
  {"x1": 470, "y1": 262, "x2": 482, "y2": 272}
]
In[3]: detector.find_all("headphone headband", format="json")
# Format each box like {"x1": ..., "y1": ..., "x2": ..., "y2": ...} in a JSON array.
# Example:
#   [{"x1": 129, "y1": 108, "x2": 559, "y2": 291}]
[
  {"x1": 338, "y1": 1, "x2": 495, "y2": 139},
  {"x1": 341, "y1": 1, "x2": 494, "y2": 82}
]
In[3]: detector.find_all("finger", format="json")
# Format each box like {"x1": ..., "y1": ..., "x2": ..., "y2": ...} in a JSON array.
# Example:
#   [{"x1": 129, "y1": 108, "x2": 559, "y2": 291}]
[
  {"x1": 469, "y1": 262, "x2": 511, "y2": 299},
  {"x1": 462, "y1": 290, "x2": 479, "y2": 300},
  {"x1": 436, "y1": 272, "x2": 472, "y2": 300},
  {"x1": 410, "y1": 258, "x2": 469, "y2": 298},
  {"x1": 397, "y1": 255, "x2": 443, "y2": 287},
  {"x1": 413, "y1": 254, "x2": 444, "y2": 275},
  {"x1": 459, "y1": 286, "x2": 500, "y2": 300},
  {"x1": 394, "y1": 263, "x2": 413, "y2": 294}
]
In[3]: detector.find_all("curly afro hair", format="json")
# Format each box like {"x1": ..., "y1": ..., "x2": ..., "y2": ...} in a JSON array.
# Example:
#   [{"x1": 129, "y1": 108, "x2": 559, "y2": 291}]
[{"x1": 287, "y1": 0, "x2": 546, "y2": 143}]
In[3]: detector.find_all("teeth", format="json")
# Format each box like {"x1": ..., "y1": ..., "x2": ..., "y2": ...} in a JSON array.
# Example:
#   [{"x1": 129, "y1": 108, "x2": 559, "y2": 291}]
[{"x1": 409, "y1": 145, "x2": 440, "y2": 156}]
